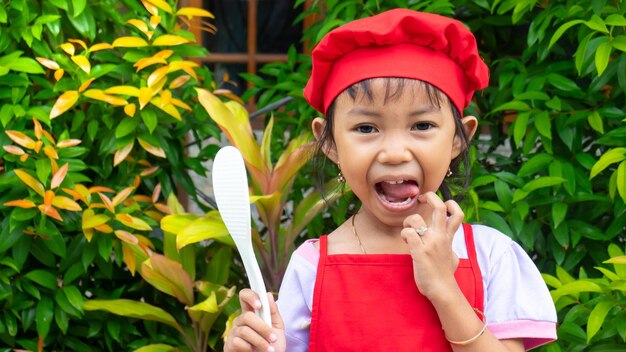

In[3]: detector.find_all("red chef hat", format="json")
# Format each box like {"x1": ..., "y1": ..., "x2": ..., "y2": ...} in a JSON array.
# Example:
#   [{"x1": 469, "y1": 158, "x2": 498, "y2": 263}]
[{"x1": 303, "y1": 9, "x2": 489, "y2": 115}]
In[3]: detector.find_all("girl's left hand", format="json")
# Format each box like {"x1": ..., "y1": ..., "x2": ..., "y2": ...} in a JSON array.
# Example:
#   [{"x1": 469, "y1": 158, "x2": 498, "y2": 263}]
[{"x1": 400, "y1": 192, "x2": 463, "y2": 302}]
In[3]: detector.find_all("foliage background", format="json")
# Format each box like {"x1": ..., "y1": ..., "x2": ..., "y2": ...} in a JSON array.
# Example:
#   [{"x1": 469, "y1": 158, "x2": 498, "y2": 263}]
[
  {"x1": 1, "y1": 0, "x2": 625, "y2": 351},
  {"x1": 247, "y1": 0, "x2": 626, "y2": 350}
]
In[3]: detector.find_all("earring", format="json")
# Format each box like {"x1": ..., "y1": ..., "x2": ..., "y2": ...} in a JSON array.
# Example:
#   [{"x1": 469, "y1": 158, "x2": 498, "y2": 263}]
[
  {"x1": 337, "y1": 171, "x2": 345, "y2": 183},
  {"x1": 446, "y1": 168, "x2": 453, "y2": 178},
  {"x1": 337, "y1": 163, "x2": 345, "y2": 184}
]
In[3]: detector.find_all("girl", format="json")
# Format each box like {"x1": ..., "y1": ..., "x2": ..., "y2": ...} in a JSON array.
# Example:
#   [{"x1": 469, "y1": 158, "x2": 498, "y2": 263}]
[{"x1": 224, "y1": 8, "x2": 557, "y2": 352}]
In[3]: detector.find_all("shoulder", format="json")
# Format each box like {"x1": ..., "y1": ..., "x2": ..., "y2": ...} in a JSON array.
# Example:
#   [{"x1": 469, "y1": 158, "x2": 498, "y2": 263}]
[
  {"x1": 292, "y1": 239, "x2": 320, "y2": 267},
  {"x1": 469, "y1": 224, "x2": 516, "y2": 262},
  {"x1": 452, "y1": 223, "x2": 513, "y2": 261}
]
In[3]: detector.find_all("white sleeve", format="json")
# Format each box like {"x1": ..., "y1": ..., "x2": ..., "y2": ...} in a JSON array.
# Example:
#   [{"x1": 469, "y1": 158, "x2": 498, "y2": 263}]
[
  {"x1": 479, "y1": 228, "x2": 557, "y2": 350},
  {"x1": 276, "y1": 242, "x2": 317, "y2": 351}
]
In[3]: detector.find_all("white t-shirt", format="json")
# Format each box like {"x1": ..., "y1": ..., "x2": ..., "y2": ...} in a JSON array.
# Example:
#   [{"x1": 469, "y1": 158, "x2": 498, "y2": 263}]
[{"x1": 277, "y1": 224, "x2": 558, "y2": 351}]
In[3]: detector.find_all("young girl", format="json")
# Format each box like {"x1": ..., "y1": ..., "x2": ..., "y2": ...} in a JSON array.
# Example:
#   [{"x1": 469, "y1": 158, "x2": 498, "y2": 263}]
[{"x1": 224, "y1": 8, "x2": 557, "y2": 352}]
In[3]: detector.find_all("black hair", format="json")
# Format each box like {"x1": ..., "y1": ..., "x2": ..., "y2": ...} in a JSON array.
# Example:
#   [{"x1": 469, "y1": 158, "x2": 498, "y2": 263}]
[{"x1": 313, "y1": 77, "x2": 472, "y2": 202}]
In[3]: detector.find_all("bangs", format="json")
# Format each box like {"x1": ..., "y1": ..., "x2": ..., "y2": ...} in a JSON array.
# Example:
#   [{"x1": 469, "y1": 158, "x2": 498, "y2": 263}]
[{"x1": 341, "y1": 78, "x2": 449, "y2": 110}]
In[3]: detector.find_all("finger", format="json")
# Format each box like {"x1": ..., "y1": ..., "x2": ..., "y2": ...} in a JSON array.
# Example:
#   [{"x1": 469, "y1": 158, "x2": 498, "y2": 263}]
[
  {"x1": 268, "y1": 293, "x2": 284, "y2": 331},
  {"x1": 402, "y1": 213, "x2": 426, "y2": 230},
  {"x1": 237, "y1": 311, "x2": 276, "y2": 348},
  {"x1": 418, "y1": 192, "x2": 447, "y2": 231},
  {"x1": 444, "y1": 199, "x2": 464, "y2": 238},
  {"x1": 401, "y1": 226, "x2": 424, "y2": 247},
  {"x1": 226, "y1": 335, "x2": 254, "y2": 352},
  {"x1": 239, "y1": 288, "x2": 262, "y2": 313},
  {"x1": 235, "y1": 324, "x2": 273, "y2": 351},
  {"x1": 402, "y1": 214, "x2": 428, "y2": 243}
]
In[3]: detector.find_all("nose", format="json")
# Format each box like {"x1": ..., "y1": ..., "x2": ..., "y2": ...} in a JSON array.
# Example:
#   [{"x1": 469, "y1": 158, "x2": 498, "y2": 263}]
[{"x1": 377, "y1": 134, "x2": 412, "y2": 164}]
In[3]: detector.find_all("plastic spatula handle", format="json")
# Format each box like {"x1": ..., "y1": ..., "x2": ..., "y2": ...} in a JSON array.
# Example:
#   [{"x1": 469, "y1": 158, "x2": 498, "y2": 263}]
[{"x1": 212, "y1": 146, "x2": 272, "y2": 326}]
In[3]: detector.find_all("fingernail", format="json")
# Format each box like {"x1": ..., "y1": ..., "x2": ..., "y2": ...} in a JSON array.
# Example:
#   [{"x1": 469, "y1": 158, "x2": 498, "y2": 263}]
[
  {"x1": 267, "y1": 346, "x2": 275, "y2": 352},
  {"x1": 254, "y1": 300, "x2": 262, "y2": 309},
  {"x1": 269, "y1": 333, "x2": 277, "y2": 342}
]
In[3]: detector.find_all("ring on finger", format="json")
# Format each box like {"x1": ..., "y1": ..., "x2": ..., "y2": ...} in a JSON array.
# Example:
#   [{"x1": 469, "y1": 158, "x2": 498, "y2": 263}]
[{"x1": 415, "y1": 226, "x2": 429, "y2": 236}]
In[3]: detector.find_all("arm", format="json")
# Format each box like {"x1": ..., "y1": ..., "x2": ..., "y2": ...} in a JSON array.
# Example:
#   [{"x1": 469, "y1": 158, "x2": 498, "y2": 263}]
[
  {"x1": 401, "y1": 192, "x2": 524, "y2": 352},
  {"x1": 430, "y1": 284, "x2": 525, "y2": 352}
]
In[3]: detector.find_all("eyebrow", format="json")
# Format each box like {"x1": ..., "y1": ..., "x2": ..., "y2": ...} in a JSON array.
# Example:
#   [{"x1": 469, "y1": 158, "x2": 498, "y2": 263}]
[{"x1": 346, "y1": 105, "x2": 440, "y2": 118}]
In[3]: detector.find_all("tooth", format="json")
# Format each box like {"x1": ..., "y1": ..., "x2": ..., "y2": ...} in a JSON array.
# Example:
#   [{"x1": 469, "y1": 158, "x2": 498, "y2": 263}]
[{"x1": 384, "y1": 180, "x2": 406, "y2": 185}]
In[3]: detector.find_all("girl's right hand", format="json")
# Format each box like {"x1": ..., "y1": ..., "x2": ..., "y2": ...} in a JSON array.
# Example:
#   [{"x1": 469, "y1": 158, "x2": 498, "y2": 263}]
[{"x1": 224, "y1": 289, "x2": 286, "y2": 352}]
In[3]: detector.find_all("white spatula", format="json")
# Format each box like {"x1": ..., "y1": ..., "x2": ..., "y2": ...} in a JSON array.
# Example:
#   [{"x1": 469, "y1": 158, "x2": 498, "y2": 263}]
[{"x1": 212, "y1": 146, "x2": 272, "y2": 326}]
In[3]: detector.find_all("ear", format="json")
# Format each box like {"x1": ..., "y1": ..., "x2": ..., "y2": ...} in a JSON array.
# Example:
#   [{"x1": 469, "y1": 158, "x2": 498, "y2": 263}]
[
  {"x1": 312, "y1": 117, "x2": 338, "y2": 163},
  {"x1": 451, "y1": 115, "x2": 478, "y2": 159}
]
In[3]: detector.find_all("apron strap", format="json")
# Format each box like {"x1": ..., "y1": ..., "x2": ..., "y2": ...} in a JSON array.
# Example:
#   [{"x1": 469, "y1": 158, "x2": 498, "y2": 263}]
[
  {"x1": 309, "y1": 235, "x2": 329, "y2": 351},
  {"x1": 462, "y1": 223, "x2": 484, "y2": 312}
]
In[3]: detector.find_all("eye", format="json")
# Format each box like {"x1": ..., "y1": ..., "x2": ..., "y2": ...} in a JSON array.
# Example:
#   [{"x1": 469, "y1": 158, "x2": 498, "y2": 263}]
[
  {"x1": 355, "y1": 125, "x2": 378, "y2": 133},
  {"x1": 412, "y1": 122, "x2": 433, "y2": 131}
]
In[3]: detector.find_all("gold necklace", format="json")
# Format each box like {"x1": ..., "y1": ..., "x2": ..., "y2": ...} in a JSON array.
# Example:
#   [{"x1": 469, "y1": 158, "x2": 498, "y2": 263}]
[{"x1": 351, "y1": 213, "x2": 367, "y2": 254}]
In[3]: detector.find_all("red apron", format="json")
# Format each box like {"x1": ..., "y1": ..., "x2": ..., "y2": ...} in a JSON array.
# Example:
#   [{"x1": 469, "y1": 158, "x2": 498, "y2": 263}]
[{"x1": 308, "y1": 223, "x2": 484, "y2": 351}]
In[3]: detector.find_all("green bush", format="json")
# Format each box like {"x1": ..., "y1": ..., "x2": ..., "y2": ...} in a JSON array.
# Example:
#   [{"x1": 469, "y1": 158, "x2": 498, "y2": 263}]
[
  {"x1": 0, "y1": 0, "x2": 237, "y2": 350},
  {"x1": 242, "y1": 0, "x2": 626, "y2": 349},
  {"x1": 542, "y1": 244, "x2": 626, "y2": 351}
]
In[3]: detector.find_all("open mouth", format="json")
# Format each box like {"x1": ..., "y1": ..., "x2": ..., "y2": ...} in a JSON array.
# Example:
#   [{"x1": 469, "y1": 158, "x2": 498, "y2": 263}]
[{"x1": 375, "y1": 179, "x2": 419, "y2": 206}]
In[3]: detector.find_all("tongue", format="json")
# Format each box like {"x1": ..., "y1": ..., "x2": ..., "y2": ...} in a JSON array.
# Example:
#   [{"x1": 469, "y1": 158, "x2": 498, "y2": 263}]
[{"x1": 379, "y1": 182, "x2": 419, "y2": 202}]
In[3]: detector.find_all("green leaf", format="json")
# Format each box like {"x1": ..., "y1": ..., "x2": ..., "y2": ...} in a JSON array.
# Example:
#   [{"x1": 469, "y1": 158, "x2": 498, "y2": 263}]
[
  {"x1": 492, "y1": 101, "x2": 531, "y2": 112},
  {"x1": 25, "y1": 270, "x2": 57, "y2": 290},
  {"x1": 590, "y1": 148, "x2": 626, "y2": 179},
  {"x1": 575, "y1": 33, "x2": 593, "y2": 75},
  {"x1": 605, "y1": 14, "x2": 626, "y2": 26},
  {"x1": 479, "y1": 201, "x2": 504, "y2": 212},
  {"x1": 617, "y1": 160, "x2": 626, "y2": 202},
  {"x1": 613, "y1": 35, "x2": 626, "y2": 52},
  {"x1": 187, "y1": 291, "x2": 218, "y2": 313},
  {"x1": 0, "y1": 6, "x2": 7, "y2": 23},
  {"x1": 36, "y1": 296, "x2": 54, "y2": 337},
  {"x1": 595, "y1": 267, "x2": 620, "y2": 281},
  {"x1": 141, "y1": 110, "x2": 158, "y2": 134},
  {"x1": 552, "y1": 203, "x2": 568, "y2": 229},
  {"x1": 48, "y1": 0, "x2": 68, "y2": 10},
  {"x1": 513, "y1": 112, "x2": 530, "y2": 148},
  {"x1": 140, "y1": 254, "x2": 194, "y2": 305},
  {"x1": 585, "y1": 15, "x2": 609, "y2": 34},
  {"x1": 73, "y1": 0, "x2": 86, "y2": 17},
  {"x1": 541, "y1": 273, "x2": 562, "y2": 289},
  {"x1": 534, "y1": 111, "x2": 552, "y2": 139},
  {"x1": 68, "y1": 5, "x2": 95, "y2": 40},
  {"x1": 35, "y1": 158, "x2": 52, "y2": 186},
  {"x1": 315, "y1": 19, "x2": 345, "y2": 43},
  {"x1": 8, "y1": 58, "x2": 46, "y2": 74},
  {"x1": 515, "y1": 91, "x2": 550, "y2": 101},
  {"x1": 87, "y1": 120, "x2": 99, "y2": 141},
  {"x1": 261, "y1": 116, "x2": 274, "y2": 169},
  {"x1": 132, "y1": 345, "x2": 178, "y2": 352},
  {"x1": 587, "y1": 111, "x2": 604, "y2": 134},
  {"x1": 115, "y1": 116, "x2": 140, "y2": 138},
  {"x1": 595, "y1": 39, "x2": 612, "y2": 76},
  {"x1": 55, "y1": 306, "x2": 69, "y2": 334},
  {"x1": 547, "y1": 73, "x2": 580, "y2": 91},
  {"x1": 513, "y1": 176, "x2": 564, "y2": 202},
  {"x1": 62, "y1": 286, "x2": 84, "y2": 313},
  {"x1": 549, "y1": 19, "x2": 584, "y2": 48},
  {"x1": 83, "y1": 299, "x2": 180, "y2": 329},
  {"x1": 518, "y1": 153, "x2": 553, "y2": 177},
  {"x1": 525, "y1": 176, "x2": 564, "y2": 192},
  {"x1": 163, "y1": 211, "x2": 232, "y2": 249},
  {"x1": 205, "y1": 246, "x2": 232, "y2": 285},
  {"x1": 471, "y1": 175, "x2": 497, "y2": 187},
  {"x1": 550, "y1": 280, "x2": 603, "y2": 301},
  {"x1": 587, "y1": 301, "x2": 613, "y2": 342},
  {"x1": 554, "y1": 222, "x2": 569, "y2": 248}
]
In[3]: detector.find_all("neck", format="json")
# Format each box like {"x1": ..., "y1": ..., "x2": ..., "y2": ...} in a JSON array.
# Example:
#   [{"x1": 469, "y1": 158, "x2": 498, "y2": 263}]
[{"x1": 351, "y1": 207, "x2": 409, "y2": 254}]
